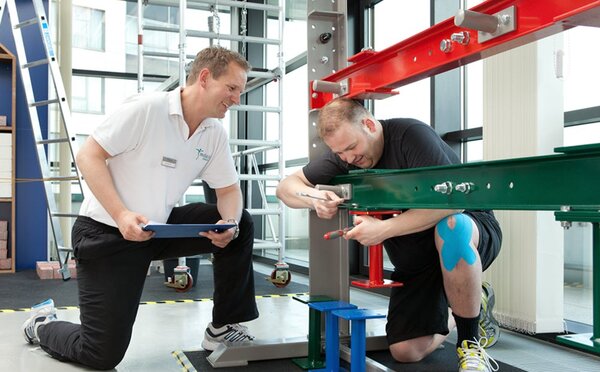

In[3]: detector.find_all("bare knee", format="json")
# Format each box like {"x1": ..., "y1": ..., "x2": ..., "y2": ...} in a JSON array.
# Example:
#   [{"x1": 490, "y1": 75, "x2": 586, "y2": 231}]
[{"x1": 389, "y1": 341, "x2": 428, "y2": 363}]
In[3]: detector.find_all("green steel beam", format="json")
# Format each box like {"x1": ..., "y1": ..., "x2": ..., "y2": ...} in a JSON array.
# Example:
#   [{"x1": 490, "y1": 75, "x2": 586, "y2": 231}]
[
  {"x1": 331, "y1": 143, "x2": 600, "y2": 355},
  {"x1": 332, "y1": 143, "x2": 600, "y2": 212},
  {"x1": 555, "y1": 211, "x2": 600, "y2": 223}
]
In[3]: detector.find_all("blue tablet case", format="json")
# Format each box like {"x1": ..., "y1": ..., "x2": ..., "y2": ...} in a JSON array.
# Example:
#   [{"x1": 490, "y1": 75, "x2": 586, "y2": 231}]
[{"x1": 141, "y1": 223, "x2": 236, "y2": 238}]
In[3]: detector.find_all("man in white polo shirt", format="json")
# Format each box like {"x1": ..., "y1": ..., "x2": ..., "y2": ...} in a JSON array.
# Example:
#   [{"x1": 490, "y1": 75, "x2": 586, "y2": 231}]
[{"x1": 21, "y1": 46, "x2": 259, "y2": 370}]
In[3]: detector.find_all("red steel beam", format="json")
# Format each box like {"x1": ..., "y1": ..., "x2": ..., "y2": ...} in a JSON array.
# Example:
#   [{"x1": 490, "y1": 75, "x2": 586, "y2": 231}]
[{"x1": 310, "y1": 0, "x2": 600, "y2": 109}]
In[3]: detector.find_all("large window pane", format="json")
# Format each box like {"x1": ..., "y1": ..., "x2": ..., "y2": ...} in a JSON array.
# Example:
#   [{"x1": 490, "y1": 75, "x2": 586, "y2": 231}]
[
  {"x1": 73, "y1": 6, "x2": 105, "y2": 51},
  {"x1": 373, "y1": 1, "x2": 431, "y2": 124},
  {"x1": 373, "y1": 2, "x2": 430, "y2": 50},
  {"x1": 465, "y1": 140, "x2": 483, "y2": 162},
  {"x1": 72, "y1": 76, "x2": 104, "y2": 114},
  {"x1": 562, "y1": 26, "x2": 600, "y2": 326},
  {"x1": 564, "y1": 27, "x2": 600, "y2": 111},
  {"x1": 564, "y1": 122, "x2": 600, "y2": 146},
  {"x1": 125, "y1": 2, "x2": 231, "y2": 76},
  {"x1": 465, "y1": 61, "x2": 483, "y2": 129},
  {"x1": 266, "y1": 65, "x2": 308, "y2": 164}
]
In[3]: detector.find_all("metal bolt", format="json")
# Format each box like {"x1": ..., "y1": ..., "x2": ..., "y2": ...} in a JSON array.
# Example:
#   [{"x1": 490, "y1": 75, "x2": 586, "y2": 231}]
[
  {"x1": 560, "y1": 205, "x2": 572, "y2": 229},
  {"x1": 561, "y1": 221, "x2": 572, "y2": 230},
  {"x1": 451, "y1": 31, "x2": 470, "y2": 45},
  {"x1": 455, "y1": 182, "x2": 474, "y2": 194},
  {"x1": 433, "y1": 181, "x2": 453, "y2": 195},
  {"x1": 319, "y1": 32, "x2": 332, "y2": 44},
  {"x1": 320, "y1": 56, "x2": 329, "y2": 64},
  {"x1": 440, "y1": 39, "x2": 453, "y2": 53}
]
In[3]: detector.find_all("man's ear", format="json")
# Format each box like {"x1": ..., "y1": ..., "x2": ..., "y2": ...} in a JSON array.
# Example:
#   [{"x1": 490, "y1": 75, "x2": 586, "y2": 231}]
[
  {"x1": 363, "y1": 118, "x2": 376, "y2": 133},
  {"x1": 198, "y1": 68, "x2": 211, "y2": 86}
]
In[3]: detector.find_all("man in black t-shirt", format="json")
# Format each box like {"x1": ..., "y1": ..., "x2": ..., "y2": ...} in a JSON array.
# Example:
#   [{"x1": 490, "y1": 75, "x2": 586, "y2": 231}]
[{"x1": 276, "y1": 98, "x2": 502, "y2": 372}]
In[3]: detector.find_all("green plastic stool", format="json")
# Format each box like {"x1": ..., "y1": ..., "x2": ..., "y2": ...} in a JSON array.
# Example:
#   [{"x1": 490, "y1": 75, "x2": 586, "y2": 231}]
[{"x1": 292, "y1": 295, "x2": 337, "y2": 369}]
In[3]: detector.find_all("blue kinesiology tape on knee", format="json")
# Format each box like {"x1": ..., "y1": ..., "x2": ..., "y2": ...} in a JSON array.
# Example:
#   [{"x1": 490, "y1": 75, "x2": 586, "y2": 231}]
[{"x1": 438, "y1": 214, "x2": 476, "y2": 271}]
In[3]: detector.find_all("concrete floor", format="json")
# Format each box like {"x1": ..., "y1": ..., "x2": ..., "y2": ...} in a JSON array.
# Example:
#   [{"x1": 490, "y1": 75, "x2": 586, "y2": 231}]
[{"x1": 1, "y1": 262, "x2": 599, "y2": 371}]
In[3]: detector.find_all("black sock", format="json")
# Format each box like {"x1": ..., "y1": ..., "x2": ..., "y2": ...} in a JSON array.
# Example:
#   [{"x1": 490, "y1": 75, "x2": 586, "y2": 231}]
[
  {"x1": 212, "y1": 323, "x2": 224, "y2": 329},
  {"x1": 454, "y1": 312, "x2": 480, "y2": 348}
]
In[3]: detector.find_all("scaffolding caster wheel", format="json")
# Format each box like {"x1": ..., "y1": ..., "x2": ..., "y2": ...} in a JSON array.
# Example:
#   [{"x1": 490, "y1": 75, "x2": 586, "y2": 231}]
[
  {"x1": 268, "y1": 262, "x2": 291, "y2": 288},
  {"x1": 164, "y1": 265, "x2": 193, "y2": 292}
]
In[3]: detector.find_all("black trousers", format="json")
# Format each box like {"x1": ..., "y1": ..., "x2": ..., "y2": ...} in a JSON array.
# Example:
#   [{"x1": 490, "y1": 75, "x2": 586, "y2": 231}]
[{"x1": 38, "y1": 203, "x2": 259, "y2": 370}]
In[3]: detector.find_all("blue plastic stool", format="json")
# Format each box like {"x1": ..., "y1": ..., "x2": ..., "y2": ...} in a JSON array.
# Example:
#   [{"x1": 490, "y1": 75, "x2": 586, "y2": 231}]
[
  {"x1": 331, "y1": 309, "x2": 386, "y2": 372},
  {"x1": 292, "y1": 295, "x2": 336, "y2": 369},
  {"x1": 307, "y1": 301, "x2": 357, "y2": 372}
]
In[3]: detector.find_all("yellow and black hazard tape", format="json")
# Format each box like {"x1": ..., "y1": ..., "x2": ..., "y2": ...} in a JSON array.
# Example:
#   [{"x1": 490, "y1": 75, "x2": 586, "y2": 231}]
[
  {"x1": 0, "y1": 293, "x2": 309, "y2": 313},
  {"x1": 139, "y1": 292, "x2": 308, "y2": 306},
  {"x1": 172, "y1": 350, "x2": 196, "y2": 372}
]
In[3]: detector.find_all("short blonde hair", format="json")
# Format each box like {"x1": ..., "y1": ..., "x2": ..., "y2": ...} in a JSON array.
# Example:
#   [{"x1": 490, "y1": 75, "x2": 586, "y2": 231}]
[
  {"x1": 187, "y1": 46, "x2": 251, "y2": 85},
  {"x1": 317, "y1": 98, "x2": 371, "y2": 138}
]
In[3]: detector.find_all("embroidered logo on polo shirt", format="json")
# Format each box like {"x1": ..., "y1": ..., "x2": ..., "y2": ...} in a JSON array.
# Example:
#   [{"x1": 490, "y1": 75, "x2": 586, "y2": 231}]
[{"x1": 195, "y1": 148, "x2": 211, "y2": 162}]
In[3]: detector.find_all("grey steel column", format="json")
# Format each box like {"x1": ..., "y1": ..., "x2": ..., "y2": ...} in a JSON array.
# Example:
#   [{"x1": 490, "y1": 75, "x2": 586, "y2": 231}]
[{"x1": 307, "y1": 0, "x2": 350, "y2": 304}]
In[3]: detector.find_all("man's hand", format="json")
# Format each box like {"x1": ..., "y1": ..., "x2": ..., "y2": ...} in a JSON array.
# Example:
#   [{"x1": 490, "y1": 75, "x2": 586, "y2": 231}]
[
  {"x1": 200, "y1": 220, "x2": 237, "y2": 248},
  {"x1": 344, "y1": 215, "x2": 387, "y2": 246},
  {"x1": 115, "y1": 210, "x2": 154, "y2": 241},
  {"x1": 312, "y1": 190, "x2": 345, "y2": 219}
]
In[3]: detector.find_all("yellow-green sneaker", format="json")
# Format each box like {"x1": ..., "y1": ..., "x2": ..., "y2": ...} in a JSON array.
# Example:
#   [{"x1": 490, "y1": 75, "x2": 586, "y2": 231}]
[
  {"x1": 478, "y1": 281, "x2": 500, "y2": 348},
  {"x1": 457, "y1": 339, "x2": 499, "y2": 372}
]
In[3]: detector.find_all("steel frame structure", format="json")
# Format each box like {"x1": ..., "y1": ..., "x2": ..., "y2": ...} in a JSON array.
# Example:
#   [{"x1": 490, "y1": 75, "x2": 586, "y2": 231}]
[
  {"x1": 207, "y1": 0, "x2": 600, "y2": 367},
  {"x1": 314, "y1": 0, "x2": 600, "y2": 357}
]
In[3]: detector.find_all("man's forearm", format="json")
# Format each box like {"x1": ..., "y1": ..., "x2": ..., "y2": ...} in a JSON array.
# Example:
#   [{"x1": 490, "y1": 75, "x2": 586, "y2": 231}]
[
  {"x1": 276, "y1": 174, "x2": 317, "y2": 209},
  {"x1": 215, "y1": 187, "x2": 243, "y2": 222},
  {"x1": 78, "y1": 154, "x2": 128, "y2": 222}
]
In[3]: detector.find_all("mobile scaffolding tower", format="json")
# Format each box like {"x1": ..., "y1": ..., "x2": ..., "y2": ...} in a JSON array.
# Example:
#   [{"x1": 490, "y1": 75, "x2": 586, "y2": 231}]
[{"x1": 136, "y1": 0, "x2": 289, "y2": 285}]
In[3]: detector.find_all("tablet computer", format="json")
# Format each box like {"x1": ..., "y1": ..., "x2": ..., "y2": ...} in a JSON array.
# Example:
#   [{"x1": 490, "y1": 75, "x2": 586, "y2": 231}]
[{"x1": 141, "y1": 223, "x2": 236, "y2": 238}]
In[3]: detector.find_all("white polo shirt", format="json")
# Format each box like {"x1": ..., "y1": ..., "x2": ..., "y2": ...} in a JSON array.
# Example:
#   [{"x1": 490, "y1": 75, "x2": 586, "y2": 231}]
[{"x1": 79, "y1": 89, "x2": 238, "y2": 227}]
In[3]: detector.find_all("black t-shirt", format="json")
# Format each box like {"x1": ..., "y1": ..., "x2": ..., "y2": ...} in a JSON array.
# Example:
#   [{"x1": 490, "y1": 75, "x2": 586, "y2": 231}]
[{"x1": 302, "y1": 118, "x2": 483, "y2": 277}]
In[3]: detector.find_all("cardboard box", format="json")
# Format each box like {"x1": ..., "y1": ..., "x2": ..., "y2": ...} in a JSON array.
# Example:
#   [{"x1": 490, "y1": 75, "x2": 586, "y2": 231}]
[
  {"x1": 0, "y1": 115, "x2": 6, "y2": 126},
  {"x1": 36, "y1": 261, "x2": 60, "y2": 280},
  {"x1": 0, "y1": 220, "x2": 7, "y2": 231},
  {"x1": 0, "y1": 258, "x2": 11, "y2": 270},
  {"x1": 0, "y1": 248, "x2": 7, "y2": 259},
  {"x1": 0, "y1": 240, "x2": 6, "y2": 249},
  {"x1": 35, "y1": 260, "x2": 77, "y2": 279},
  {"x1": 0, "y1": 231, "x2": 7, "y2": 240}
]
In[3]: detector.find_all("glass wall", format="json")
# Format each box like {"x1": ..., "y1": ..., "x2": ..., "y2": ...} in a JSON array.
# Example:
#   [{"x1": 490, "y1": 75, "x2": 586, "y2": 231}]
[
  {"x1": 560, "y1": 25, "x2": 600, "y2": 326},
  {"x1": 372, "y1": 1, "x2": 431, "y2": 123}
]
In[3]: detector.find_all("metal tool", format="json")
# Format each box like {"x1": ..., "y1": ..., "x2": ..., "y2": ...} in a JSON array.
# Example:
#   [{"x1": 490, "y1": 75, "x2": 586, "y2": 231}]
[
  {"x1": 296, "y1": 192, "x2": 350, "y2": 207},
  {"x1": 297, "y1": 192, "x2": 360, "y2": 209},
  {"x1": 315, "y1": 184, "x2": 352, "y2": 200},
  {"x1": 323, "y1": 226, "x2": 354, "y2": 240}
]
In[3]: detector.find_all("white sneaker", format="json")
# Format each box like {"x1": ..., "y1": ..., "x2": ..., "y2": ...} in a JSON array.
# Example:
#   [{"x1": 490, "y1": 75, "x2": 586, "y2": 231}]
[
  {"x1": 457, "y1": 338, "x2": 499, "y2": 372},
  {"x1": 201, "y1": 322, "x2": 255, "y2": 351},
  {"x1": 22, "y1": 298, "x2": 57, "y2": 344}
]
